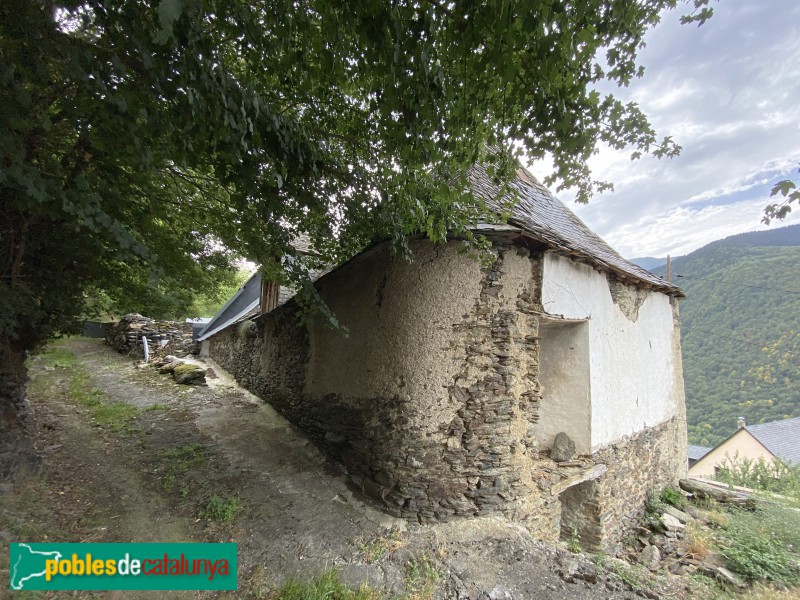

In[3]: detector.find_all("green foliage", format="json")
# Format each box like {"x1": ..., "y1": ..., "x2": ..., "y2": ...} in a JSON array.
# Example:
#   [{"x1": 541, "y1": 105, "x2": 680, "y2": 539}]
[
  {"x1": 643, "y1": 488, "x2": 664, "y2": 529},
  {"x1": 201, "y1": 494, "x2": 239, "y2": 523},
  {"x1": 719, "y1": 507, "x2": 800, "y2": 585},
  {"x1": 764, "y1": 165, "x2": 800, "y2": 224},
  {"x1": 65, "y1": 368, "x2": 139, "y2": 433},
  {"x1": 404, "y1": 552, "x2": 440, "y2": 599},
  {"x1": 185, "y1": 268, "x2": 252, "y2": 319},
  {"x1": 653, "y1": 233, "x2": 800, "y2": 447},
  {"x1": 272, "y1": 569, "x2": 380, "y2": 600},
  {"x1": 716, "y1": 454, "x2": 800, "y2": 503},
  {"x1": 568, "y1": 526, "x2": 582, "y2": 553},
  {"x1": 659, "y1": 486, "x2": 687, "y2": 509},
  {"x1": 1, "y1": 0, "x2": 712, "y2": 384}
]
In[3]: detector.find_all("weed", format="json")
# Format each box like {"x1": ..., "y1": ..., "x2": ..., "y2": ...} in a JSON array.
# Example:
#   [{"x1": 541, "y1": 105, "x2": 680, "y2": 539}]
[
  {"x1": 719, "y1": 506, "x2": 800, "y2": 585},
  {"x1": 683, "y1": 521, "x2": 715, "y2": 560},
  {"x1": 687, "y1": 573, "x2": 735, "y2": 600},
  {"x1": 161, "y1": 443, "x2": 207, "y2": 472},
  {"x1": 404, "y1": 552, "x2": 440, "y2": 600},
  {"x1": 270, "y1": 569, "x2": 379, "y2": 600},
  {"x1": 144, "y1": 403, "x2": 170, "y2": 411},
  {"x1": 659, "y1": 486, "x2": 687, "y2": 509},
  {"x1": 202, "y1": 494, "x2": 239, "y2": 523},
  {"x1": 567, "y1": 526, "x2": 581, "y2": 553},
  {"x1": 643, "y1": 488, "x2": 664, "y2": 529},
  {"x1": 358, "y1": 527, "x2": 407, "y2": 563}
]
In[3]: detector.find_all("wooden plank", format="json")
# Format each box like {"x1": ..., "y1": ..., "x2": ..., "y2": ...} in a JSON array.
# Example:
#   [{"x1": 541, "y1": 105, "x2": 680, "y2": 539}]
[{"x1": 551, "y1": 464, "x2": 607, "y2": 496}]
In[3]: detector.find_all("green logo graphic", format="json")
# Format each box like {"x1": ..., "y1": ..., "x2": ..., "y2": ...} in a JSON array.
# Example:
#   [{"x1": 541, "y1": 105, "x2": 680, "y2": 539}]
[{"x1": 10, "y1": 543, "x2": 237, "y2": 591}]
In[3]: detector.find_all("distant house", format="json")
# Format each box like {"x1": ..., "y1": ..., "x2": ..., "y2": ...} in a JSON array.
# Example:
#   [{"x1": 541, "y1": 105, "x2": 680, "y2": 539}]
[
  {"x1": 688, "y1": 416, "x2": 800, "y2": 478},
  {"x1": 198, "y1": 165, "x2": 688, "y2": 552},
  {"x1": 687, "y1": 444, "x2": 711, "y2": 468}
]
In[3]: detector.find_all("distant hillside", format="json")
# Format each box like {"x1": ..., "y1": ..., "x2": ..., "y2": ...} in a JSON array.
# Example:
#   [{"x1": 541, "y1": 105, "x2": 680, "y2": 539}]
[
  {"x1": 653, "y1": 224, "x2": 800, "y2": 447},
  {"x1": 630, "y1": 256, "x2": 667, "y2": 271}
]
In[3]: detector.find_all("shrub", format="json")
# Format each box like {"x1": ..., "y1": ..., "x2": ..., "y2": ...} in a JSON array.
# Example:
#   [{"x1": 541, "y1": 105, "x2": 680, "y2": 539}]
[
  {"x1": 659, "y1": 486, "x2": 687, "y2": 509},
  {"x1": 720, "y1": 507, "x2": 800, "y2": 585}
]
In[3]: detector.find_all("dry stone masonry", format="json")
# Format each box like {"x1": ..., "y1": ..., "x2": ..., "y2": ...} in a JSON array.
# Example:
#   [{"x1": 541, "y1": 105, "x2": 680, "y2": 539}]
[{"x1": 106, "y1": 313, "x2": 198, "y2": 358}]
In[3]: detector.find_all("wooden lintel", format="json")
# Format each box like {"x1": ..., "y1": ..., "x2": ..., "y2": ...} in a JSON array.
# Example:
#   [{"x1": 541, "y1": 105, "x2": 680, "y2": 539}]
[{"x1": 551, "y1": 464, "x2": 608, "y2": 496}]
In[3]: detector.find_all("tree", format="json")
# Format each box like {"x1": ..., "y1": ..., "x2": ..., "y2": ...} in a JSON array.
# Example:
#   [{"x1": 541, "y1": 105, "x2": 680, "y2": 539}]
[
  {"x1": 1, "y1": 0, "x2": 711, "y2": 470},
  {"x1": 764, "y1": 165, "x2": 800, "y2": 225}
]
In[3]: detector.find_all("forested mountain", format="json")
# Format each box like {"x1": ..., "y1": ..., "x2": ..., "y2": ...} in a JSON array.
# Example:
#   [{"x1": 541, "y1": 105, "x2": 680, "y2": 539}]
[
  {"x1": 651, "y1": 224, "x2": 800, "y2": 446},
  {"x1": 630, "y1": 256, "x2": 667, "y2": 270}
]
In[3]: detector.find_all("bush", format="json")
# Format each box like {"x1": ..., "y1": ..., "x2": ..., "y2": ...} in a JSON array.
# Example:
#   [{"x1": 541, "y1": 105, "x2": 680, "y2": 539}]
[{"x1": 716, "y1": 453, "x2": 800, "y2": 501}]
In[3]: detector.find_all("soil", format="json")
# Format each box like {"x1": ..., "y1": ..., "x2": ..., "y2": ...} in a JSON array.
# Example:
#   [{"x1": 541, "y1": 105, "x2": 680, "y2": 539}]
[{"x1": 2, "y1": 337, "x2": 696, "y2": 599}]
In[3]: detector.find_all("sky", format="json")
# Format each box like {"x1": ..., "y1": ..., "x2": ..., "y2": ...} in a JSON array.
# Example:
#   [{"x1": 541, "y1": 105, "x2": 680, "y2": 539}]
[{"x1": 528, "y1": 1, "x2": 800, "y2": 259}]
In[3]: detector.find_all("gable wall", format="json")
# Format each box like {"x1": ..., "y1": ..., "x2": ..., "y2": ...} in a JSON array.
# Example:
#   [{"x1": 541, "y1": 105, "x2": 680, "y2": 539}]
[{"x1": 541, "y1": 253, "x2": 685, "y2": 451}]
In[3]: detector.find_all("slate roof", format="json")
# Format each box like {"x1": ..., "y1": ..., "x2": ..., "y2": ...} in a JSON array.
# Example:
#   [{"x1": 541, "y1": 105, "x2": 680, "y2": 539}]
[
  {"x1": 470, "y1": 166, "x2": 683, "y2": 296},
  {"x1": 688, "y1": 445, "x2": 712, "y2": 461},
  {"x1": 746, "y1": 416, "x2": 800, "y2": 465},
  {"x1": 200, "y1": 165, "x2": 682, "y2": 342}
]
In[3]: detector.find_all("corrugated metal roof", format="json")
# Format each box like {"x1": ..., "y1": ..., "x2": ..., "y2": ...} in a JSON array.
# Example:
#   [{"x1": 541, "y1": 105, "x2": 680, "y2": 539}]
[
  {"x1": 470, "y1": 166, "x2": 683, "y2": 296},
  {"x1": 688, "y1": 445, "x2": 711, "y2": 461},
  {"x1": 745, "y1": 416, "x2": 800, "y2": 465}
]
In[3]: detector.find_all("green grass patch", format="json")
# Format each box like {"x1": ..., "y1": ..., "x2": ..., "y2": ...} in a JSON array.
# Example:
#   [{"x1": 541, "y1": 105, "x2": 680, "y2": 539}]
[
  {"x1": 659, "y1": 486, "x2": 687, "y2": 509},
  {"x1": 201, "y1": 494, "x2": 239, "y2": 523},
  {"x1": 29, "y1": 343, "x2": 77, "y2": 368},
  {"x1": 271, "y1": 569, "x2": 380, "y2": 600},
  {"x1": 67, "y1": 370, "x2": 138, "y2": 433},
  {"x1": 720, "y1": 506, "x2": 800, "y2": 585}
]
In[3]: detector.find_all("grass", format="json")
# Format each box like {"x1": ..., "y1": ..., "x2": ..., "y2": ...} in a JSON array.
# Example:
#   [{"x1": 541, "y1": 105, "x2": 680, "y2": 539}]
[
  {"x1": 719, "y1": 505, "x2": 800, "y2": 585},
  {"x1": 659, "y1": 486, "x2": 687, "y2": 509},
  {"x1": 68, "y1": 370, "x2": 139, "y2": 433},
  {"x1": 269, "y1": 569, "x2": 380, "y2": 600},
  {"x1": 201, "y1": 494, "x2": 239, "y2": 523},
  {"x1": 358, "y1": 527, "x2": 407, "y2": 564},
  {"x1": 159, "y1": 443, "x2": 207, "y2": 492}
]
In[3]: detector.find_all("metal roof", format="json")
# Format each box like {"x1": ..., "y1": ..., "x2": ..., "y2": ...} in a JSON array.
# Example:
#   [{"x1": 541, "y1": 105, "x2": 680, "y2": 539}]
[
  {"x1": 470, "y1": 166, "x2": 683, "y2": 296},
  {"x1": 745, "y1": 416, "x2": 800, "y2": 465},
  {"x1": 196, "y1": 272, "x2": 262, "y2": 342}
]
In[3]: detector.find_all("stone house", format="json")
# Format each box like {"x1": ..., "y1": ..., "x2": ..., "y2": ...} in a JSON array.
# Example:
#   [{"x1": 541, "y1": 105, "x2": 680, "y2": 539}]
[
  {"x1": 688, "y1": 416, "x2": 800, "y2": 478},
  {"x1": 198, "y1": 166, "x2": 688, "y2": 552}
]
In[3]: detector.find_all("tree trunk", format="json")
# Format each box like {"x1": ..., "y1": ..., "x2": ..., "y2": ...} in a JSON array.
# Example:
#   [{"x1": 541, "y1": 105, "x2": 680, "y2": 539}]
[{"x1": 0, "y1": 338, "x2": 40, "y2": 480}]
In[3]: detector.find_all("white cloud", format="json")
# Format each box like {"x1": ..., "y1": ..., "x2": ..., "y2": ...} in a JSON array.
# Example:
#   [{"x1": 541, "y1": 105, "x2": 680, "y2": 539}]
[{"x1": 528, "y1": 0, "x2": 800, "y2": 258}]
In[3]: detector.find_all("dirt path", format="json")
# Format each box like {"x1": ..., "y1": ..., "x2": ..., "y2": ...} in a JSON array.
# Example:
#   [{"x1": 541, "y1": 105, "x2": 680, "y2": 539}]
[{"x1": 2, "y1": 338, "x2": 692, "y2": 599}]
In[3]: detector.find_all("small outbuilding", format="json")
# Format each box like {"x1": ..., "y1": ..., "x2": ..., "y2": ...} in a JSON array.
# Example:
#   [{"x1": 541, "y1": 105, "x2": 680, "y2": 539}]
[{"x1": 199, "y1": 166, "x2": 688, "y2": 552}]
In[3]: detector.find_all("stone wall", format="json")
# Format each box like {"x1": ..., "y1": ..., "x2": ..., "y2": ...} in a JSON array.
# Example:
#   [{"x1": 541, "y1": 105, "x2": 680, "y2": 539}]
[
  {"x1": 106, "y1": 313, "x2": 197, "y2": 358},
  {"x1": 209, "y1": 240, "x2": 557, "y2": 524},
  {"x1": 207, "y1": 238, "x2": 687, "y2": 549},
  {"x1": 558, "y1": 416, "x2": 687, "y2": 552}
]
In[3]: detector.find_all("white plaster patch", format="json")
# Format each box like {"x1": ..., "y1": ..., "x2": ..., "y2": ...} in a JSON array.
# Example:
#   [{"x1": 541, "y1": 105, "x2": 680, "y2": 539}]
[{"x1": 541, "y1": 253, "x2": 681, "y2": 450}]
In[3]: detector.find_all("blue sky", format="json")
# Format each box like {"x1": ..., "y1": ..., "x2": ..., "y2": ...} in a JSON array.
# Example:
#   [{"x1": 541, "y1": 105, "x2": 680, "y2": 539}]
[{"x1": 529, "y1": 1, "x2": 800, "y2": 259}]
